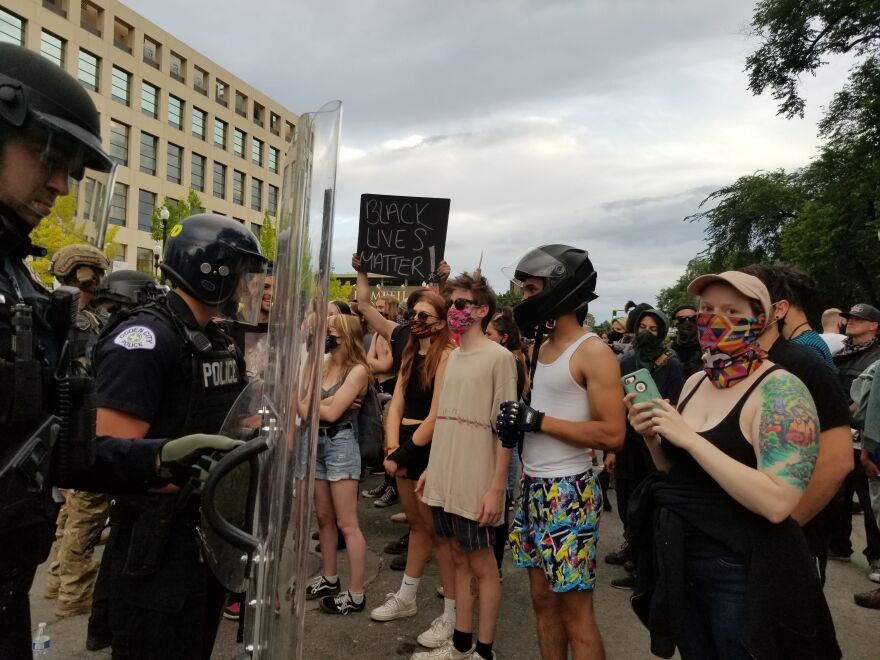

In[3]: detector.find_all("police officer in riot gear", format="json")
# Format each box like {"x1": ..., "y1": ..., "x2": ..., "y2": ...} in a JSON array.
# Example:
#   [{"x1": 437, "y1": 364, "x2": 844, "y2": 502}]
[
  {"x1": 0, "y1": 43, "x2": 239, "y2": 659},
  {"x1": 95, "y1": 213, "x2": 267, "y2": 659},
  {"x1": 95, "y1": 269, "x2": 163, "y2": 319}
]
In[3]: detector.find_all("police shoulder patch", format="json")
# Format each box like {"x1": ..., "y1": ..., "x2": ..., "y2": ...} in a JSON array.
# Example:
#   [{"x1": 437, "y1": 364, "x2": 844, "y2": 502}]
[{"x1": 113, "y1": 325, "x2": 157, "y2": 351}]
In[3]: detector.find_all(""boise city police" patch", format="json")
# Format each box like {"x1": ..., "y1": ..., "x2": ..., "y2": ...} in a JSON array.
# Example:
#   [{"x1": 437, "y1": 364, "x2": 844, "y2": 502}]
[{"x1": 113, "y1": 326, "x2": 157, "y2": 351}]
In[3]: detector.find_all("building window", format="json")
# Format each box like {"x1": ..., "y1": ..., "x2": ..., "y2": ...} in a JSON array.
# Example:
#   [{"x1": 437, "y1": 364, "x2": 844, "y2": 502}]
[
  {"x1": 194, "y1": 66, "x2": 208, "y2": 94},
  {"x1": 77, "y1": 50, "x2": 100, "y2": 92},
  {"x1": 0, "y1": 8, "x2": 24, "y2": 46},
  {"x1": 251, "y1": 223, "x2": 261, "y2": 239},
  {"x1": 191, "y1": 107, "x2": 207, "y2": 140},
  {"x1": 111, "y1": 66, "x2": 131, "y2": 106},
  {"x1": 136, "y1": 247, "x2": 154, "y2": 275},
  {"x1": 251, "y1": 178, "x2": 262, "y2": 211},
  {"x1": 233, "y1": 129, "x2": 246, "y2": 158},
  {"x1": 40, "y1": 31, "x2": 65, "y2": 67},
  {"x1": 269, "y1": 112, "x2": 281, "y2": 136},
  {"x1": 253, "y1": 102, "x2": 264, "y2": 127},
  {"x1": 109, "y1": 183, "x2": 128, "y2": 226},
  {"x1": 43, "y1": 0, "x2": 67, "y2": 19},
  {"x1": 213, "y1": 118, "x2": 227, "y2": 149},
  {"x1": 109, "y1": 121, "x2": 129, "y2": 166},
  {"x1": 268, "y1": 146, "x2": 279, "y2": 174},
  {"x1": 251, "y1": 138, "x2": 263, "y2": 166},
  {"x1": 168, "y1": 95, "x2": 183, "y2": 130},
  {"x1": 286, "y1": 121, "x2": 296, "y2": 143},
  {"x1": 139, "y1": 132, "x2": 157, "y2": 175},
  {"x1": 213, "y1": 162, "x2": 226, "y2": 199},
  {"x1": 140, "y1": 81, "x2": 159, "y2": 119},
  {"x1": 169, "y1": 51, "x2": 185, "y2": 83},
  {"x1": 235, "y1": 92, "x2": 247, "y2": 118},
  {"x1": 167, "y1": 143, "x2": 182, "y2": 184},
  {"x1": 215, "y1": 79, "x2": 228, "y2": 106},
  {"x1": 113, "y1": 17, "x2": 134, "y2": 54},
  {"x1": 232, "y1": 170, "x2": 245, "y2": 205},
  {"x1": 138, "y1": 189, "x2": 156, "y2": 232},
  {"x1": 143, "y1": 36, "x2": 160, "y2": 68},
  {"x1": 80, "y1": 0, "x2": 103, "y2": 38},
  {"x1": 267, "y1": 184, "x2": 278, "y2": 215},
  {"x1": 191, "y1": 153, "x2": 206, "y2": 192}
]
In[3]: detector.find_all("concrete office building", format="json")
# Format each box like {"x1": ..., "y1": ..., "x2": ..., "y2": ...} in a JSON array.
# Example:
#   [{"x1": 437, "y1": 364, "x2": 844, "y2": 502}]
[{"x1": 0, "y1": 0, "x2": 297, "y2": 272}]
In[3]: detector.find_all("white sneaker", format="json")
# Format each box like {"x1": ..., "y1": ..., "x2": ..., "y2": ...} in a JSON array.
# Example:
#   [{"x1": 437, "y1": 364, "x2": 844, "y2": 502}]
[
  {"x1": 417, "y1": 614, "x2": 455, "y2": 648},
  {"x1": 411, "y1": 642, "x2": 475, "y2": 660},
  {"x1": 369, "y1": 592, "x2": 418, "y2": 621},
  {"x1": 869, "y1": 559, "x2": 880, "y2": 583}
]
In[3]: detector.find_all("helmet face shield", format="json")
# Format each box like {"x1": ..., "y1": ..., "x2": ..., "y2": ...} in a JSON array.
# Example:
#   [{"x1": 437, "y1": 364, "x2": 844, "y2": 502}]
[
  {"x1": 229, "y1": 270, "x2": 268, "y2": 324},
  {"x1": 502, "y1": 247, "x2": 569, "y2": 287}
]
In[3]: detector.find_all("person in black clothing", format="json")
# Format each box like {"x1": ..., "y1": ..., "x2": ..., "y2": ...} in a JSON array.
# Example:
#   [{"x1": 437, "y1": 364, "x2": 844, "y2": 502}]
[
  {"x1": 670, "y1": 303, "x2": 703, "y2": 378},
  {"x1": 96, "y1": 214, "x2": 266, "y2": 658},
  {"x1": 740, "y1": 263, "x2": 853, "y2": 584},
  {"x1": 829, "y1": 303, "x2": 880, "y2": 570},
  {"x1": 0, "y1": 45, "x2": 237, "y2": 660},
  {"x1": 627, "y1": 271, "x2": 839, "y2": 660},
  {"x1": 606, "y1": 308, "x2": 683, "y2": 587}
]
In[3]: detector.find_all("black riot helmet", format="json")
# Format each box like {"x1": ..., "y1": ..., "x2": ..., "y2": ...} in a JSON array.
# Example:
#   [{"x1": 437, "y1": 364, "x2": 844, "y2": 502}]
[
  {"x1": 0, "y1": 42, "x2": 112, "y2": 175},
  {"x1": 160, "y1": 214, "x2": 268, "y2": 315},
  {"x1": 95, "y1": 270, "x2": 159, "y2": 310},
  {"x1": 503, "y1": 244, "x2": 598, "y2": 337}
]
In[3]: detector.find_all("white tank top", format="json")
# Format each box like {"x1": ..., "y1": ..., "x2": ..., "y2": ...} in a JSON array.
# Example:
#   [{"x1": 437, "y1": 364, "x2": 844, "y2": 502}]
[{"x1": 522, "y1": 332, "x2": 596, "y2": 478}]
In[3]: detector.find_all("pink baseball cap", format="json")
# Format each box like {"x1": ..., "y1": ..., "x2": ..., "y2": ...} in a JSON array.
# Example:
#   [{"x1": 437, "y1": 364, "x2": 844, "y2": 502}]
[{"x1": 687, "y1": 271, "x2": 773, "y2": 323}]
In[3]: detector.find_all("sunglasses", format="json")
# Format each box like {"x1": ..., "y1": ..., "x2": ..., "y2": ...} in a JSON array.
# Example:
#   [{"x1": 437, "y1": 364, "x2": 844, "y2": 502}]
[
  {"x1": 413, "y1": 311, "x2": 439, "y2": 323},
  {"x1": 674, "y1": 315, "x2": 696, "y2": 323},
  {"x1": 451, "y1": 298, "x2": 480, "y2": 311}
]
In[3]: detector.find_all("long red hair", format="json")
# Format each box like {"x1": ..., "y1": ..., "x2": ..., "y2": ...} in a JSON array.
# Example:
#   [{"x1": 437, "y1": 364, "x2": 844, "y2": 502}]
[{"x1": 398, "y1": 291, "x2": 453, "y2": 393}]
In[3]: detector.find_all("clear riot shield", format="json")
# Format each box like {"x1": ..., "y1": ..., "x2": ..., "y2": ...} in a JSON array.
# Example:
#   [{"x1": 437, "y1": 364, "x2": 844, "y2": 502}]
[{"x1": 200, "y1": 100, "x2": 342, "y2": 660}]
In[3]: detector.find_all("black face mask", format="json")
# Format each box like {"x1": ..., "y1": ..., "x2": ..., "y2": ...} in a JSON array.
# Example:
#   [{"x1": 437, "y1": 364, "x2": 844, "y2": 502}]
[
  {"x1": 674, "y1": 318, "x2": 699, "y2": 346},
  {"x1": 324, "y1": 334, "x2": 338, "y2": 353},
  {"x1": 609, "y1": 330, "x2": 623, "y2": 342}
]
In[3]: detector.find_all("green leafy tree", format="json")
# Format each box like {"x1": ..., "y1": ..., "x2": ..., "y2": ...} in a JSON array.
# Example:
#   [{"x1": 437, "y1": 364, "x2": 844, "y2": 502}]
[
  {"x1": 328, "y1": 272, "x2": 353, "y2": 302},
  {"x1": 656, "y1": 257, "x2": 712, "y2": 317},
  {"x1": 151, "y1": 189, "x2": 204, "y2": 244},
  {"x1": 747, "y1": 0, "x2": 880, "y2": 118},
  {"x1": 259, "y1": 211, "x2": 277, "y2": 261},
  {"x1": 496, "y1": 287, "x2": 523, "y2": 310},
  {"x1": 30, "y1": 193, "x2": 121, "y2": 286}
]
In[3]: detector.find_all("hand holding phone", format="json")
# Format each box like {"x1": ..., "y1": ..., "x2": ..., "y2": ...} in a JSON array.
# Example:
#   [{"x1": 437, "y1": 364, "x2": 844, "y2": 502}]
[{"x1": 621, "y1": 368, "x2": 662, "y2": 408}]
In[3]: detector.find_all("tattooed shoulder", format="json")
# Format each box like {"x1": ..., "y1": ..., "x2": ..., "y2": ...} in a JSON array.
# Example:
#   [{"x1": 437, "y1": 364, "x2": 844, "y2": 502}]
[{"x1": 756, "y1": 372, "x2": 819, "y2": 491}]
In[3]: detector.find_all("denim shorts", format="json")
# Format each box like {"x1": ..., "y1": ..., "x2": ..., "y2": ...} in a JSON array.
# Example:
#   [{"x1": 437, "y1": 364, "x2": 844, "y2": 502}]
[{"x1": 315, "y1": 426, "x2": 360, "y2": 481}]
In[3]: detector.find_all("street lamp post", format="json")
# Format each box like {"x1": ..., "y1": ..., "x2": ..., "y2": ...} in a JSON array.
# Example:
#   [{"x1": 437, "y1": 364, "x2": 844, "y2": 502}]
[{"x1": 159, "y1": 206, "x2": 170, "y2": 254}]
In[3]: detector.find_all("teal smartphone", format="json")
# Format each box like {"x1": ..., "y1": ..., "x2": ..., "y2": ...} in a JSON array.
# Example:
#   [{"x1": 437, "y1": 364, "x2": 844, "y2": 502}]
[{"x1": 621, "y1": 368, "x2": 663, "y2": 408}]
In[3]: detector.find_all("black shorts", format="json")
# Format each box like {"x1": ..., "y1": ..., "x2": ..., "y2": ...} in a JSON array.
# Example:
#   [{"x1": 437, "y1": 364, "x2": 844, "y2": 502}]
[
  {"x1": 431, "y1": 507, "x2": 497, "y2": 551},
  {"x1": 398, "y1": 423, "x2": 430, "y2": 481}
]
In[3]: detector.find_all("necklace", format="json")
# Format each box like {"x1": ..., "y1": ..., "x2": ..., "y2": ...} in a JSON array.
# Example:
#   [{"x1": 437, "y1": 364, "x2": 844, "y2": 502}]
[{"x1": 786, "y1": 321, "x2": 811, "y2": 340}]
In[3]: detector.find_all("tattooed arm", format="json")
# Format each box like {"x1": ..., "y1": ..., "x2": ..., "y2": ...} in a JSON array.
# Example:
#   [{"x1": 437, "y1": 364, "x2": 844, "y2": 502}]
[{"x1": 649, "y1": 370, "x2": 819, "y2": 523}]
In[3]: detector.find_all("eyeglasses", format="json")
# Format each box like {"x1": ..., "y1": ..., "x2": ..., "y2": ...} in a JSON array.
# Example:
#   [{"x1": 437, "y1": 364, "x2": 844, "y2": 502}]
[
  {"x1": 413, "y1": 311, "x2": 438, "y2": 323},
  {"x1": 673, "y1": 315, "x2": 696, "y2": 323},
  {"x1": 452, "y1": 298, "x2": 479, "y2": 310}
]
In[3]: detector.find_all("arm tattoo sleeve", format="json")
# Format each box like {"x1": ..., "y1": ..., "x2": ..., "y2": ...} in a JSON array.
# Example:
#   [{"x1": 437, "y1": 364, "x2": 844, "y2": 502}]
[{"x1": 758, "y1": 373, "x2": 820, "y2": 491}]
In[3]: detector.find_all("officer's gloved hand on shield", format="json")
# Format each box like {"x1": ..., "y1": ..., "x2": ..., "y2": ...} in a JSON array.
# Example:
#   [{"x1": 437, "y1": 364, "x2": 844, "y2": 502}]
[{"x1": 158, "y1": 433, "x2": 243, "y2": 484}]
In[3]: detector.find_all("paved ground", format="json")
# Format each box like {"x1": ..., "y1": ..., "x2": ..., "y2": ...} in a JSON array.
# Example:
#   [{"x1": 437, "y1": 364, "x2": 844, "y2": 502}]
[{"x1": 31, "y1": 476, "x2": 880, "y2": 658}]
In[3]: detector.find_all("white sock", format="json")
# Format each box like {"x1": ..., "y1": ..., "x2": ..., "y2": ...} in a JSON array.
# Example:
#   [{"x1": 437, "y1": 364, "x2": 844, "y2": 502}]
[
  {"x1": 349, "y1": 590, "x2": 364, "y2": 604},
  {"x1": 398, "y1": 574, "x2": 421, "y2": 602},
  {"x1": 324, "y1": 574, "x2": 338, "y2": 583},
  {"x1": 443, "y1": 597, "x2": 456, "y2": 621}
]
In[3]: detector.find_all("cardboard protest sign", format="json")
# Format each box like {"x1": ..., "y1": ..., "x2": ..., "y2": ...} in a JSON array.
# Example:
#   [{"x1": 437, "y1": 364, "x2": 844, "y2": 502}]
[{"x1": 356, "y1": 194, "x2": 450, "y2": 282}]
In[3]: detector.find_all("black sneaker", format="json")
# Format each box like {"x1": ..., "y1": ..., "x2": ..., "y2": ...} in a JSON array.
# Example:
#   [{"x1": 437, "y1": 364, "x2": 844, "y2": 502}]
[
  {"x1": 604, "y1": 543, "x2": 630, "y2": 566},
  {"x1": 320, "y1": 590, "x2": 365, "y2": 615},
  {"x1": 86, "y1": 632, "x2": 112, "y2": 652},
  {"x1": 610, "y1": 574, "x2": 634, "y2": 590},
  {"x1": 362, "y1": 483, "x2": 387, "y2": 498},
  {"x1": 305, "y1": 575, "x2": 340, "y2": 600},
  {"x1": 383, "y1": 533, "x2": 409, "y2": 555},
  {"x1": 391, "y1": 552, "x2": 408, "y2": 571},
  {"x1": 374, "y1": 487, "x2": 399, "y2": 508}
]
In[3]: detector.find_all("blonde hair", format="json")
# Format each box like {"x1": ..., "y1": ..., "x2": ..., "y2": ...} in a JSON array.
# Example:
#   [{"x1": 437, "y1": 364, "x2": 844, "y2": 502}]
[
  {"x1": 324, "y1": 313, "x2": 370, "y2": 378},
  {"x1": 378, "y1": 295, "x2": 400, "y2": 320}
]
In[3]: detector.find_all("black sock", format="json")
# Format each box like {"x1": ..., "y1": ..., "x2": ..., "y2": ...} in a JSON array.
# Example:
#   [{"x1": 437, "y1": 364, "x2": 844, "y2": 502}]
[
  {"x1": 452, "y1": 629, "x2": 473, "y2": 653},
  {"x1": 475, "y1": 641, "x2": 494, "y2": 659}
]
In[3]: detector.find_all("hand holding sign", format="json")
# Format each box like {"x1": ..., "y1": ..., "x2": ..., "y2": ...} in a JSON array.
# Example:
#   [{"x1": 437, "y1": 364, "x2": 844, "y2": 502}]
[{"x1": 356, "y1": 194, "x2": 450, "y2": 283}]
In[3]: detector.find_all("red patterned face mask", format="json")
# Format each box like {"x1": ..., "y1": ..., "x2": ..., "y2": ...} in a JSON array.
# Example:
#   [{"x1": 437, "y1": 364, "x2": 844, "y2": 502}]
[{"x1": 697, "y1": 312, "x2": 767, "y2": 389}]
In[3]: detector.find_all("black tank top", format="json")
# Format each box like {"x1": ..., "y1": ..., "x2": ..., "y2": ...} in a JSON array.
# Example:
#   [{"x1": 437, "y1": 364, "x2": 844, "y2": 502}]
[
  {"x1": 666, "y1": 365, "x2": 781, "y2": 554},
  {"x1": 403, "y1": 352, "x2": 433, "y2": 420}
]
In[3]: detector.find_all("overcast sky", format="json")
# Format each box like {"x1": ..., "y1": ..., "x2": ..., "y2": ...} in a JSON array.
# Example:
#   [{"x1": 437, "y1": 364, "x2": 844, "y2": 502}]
[{"x1": 128, "y1": 0, "x2": 848, "y2": 321}]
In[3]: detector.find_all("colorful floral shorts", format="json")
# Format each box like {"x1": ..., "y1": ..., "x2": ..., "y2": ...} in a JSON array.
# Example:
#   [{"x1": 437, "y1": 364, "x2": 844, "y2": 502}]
[{"x1": 509, "y1": 471, "x2": 602, "y2": 592}]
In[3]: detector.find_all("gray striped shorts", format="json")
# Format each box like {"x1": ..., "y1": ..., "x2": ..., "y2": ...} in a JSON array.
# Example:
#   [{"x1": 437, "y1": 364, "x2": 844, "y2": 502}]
[{"x1": 431, "y1": 506, "x2": 497, "y2": 551}]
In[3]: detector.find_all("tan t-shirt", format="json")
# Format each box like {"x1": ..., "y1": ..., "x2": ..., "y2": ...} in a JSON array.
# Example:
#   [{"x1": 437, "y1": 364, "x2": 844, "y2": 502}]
[{"x1": 422, "y1": 341, "x2": 517, "y2": 522}]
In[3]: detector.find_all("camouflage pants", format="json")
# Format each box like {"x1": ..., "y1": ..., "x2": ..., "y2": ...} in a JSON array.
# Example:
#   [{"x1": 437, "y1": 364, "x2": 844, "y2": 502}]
[{"x1": 45, "y1": 490, "x2": 109, "y2": 610}]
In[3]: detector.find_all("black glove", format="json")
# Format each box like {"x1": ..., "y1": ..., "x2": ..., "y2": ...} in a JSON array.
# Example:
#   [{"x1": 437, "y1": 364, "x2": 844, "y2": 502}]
[
  {"x1": 496, "y1": 400, "x2": 545, "y2": 448},
  {"x1": 387, "y1": 438, "x2": 417, "y2": 468},
  {"x1": 157, "y1": 433, "x2": 242, "y2": 483}
]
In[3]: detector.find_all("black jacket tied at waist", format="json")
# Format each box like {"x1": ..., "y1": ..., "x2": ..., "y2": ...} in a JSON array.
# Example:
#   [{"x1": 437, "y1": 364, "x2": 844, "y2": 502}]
[{"x1": 627, "y1": 472, "x2": 841, "y2": 660}]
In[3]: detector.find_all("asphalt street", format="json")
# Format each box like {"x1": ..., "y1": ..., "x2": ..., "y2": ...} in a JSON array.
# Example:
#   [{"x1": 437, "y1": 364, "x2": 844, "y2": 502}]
[{"x1": 31, "y1": 474, "x2": 880, "y2": 659}]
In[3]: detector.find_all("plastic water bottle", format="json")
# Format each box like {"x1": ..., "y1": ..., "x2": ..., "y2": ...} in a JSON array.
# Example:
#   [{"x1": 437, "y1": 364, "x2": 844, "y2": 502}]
[{"x1": 32, "y1": 622, "x2": 51, "y2": 657}]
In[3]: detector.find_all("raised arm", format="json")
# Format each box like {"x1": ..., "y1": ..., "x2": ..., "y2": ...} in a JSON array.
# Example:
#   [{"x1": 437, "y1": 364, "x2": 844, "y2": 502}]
[
  {"x1": 368, "y1": 333, "x2": 393, "y2": 376},
  {"x1": 352, "y1": 253, "x2": 398, "y2": 340}
]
